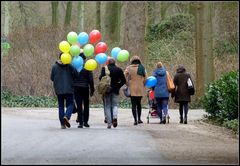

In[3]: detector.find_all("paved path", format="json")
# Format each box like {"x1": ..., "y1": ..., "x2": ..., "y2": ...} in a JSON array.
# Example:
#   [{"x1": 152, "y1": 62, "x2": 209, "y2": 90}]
[{"x1": 1, "y1": 108, "x2": 238, "y2": 165}]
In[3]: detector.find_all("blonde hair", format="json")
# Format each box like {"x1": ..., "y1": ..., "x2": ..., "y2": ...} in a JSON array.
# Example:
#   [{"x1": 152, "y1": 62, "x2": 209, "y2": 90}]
[{"x1": 157, "y1": 62, "x2": 163, "y2": 68}]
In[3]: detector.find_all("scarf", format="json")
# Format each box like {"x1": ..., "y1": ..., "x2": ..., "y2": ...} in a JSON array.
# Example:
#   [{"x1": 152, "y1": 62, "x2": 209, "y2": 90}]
[{"x1": 137, "y1": 64, "x2": 145, "y2": 77}]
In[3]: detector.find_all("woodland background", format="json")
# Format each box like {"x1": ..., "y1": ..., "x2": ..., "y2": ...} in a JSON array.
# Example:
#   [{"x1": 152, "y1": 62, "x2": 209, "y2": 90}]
[{"x1": 1, "y1": 1, "x2": 238, "y2": 107}]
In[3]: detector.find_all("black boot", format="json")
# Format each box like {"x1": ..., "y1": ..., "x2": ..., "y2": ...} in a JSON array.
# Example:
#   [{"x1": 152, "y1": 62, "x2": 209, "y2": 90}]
[
  {"x1": 184, "y1": 117, "x2": 187, "y2": 124},
  {"x1": 162, "y1": 117, "x2": 166, "y2": 124},
  {"x1": 180, "y1": 117, "x2": 183, "y2": 124}
]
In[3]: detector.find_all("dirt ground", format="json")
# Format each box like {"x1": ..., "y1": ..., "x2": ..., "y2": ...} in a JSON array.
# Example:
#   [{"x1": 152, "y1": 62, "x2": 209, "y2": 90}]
[{"x1": 2, "y1": 107, "x2": 239, "y2": 165}]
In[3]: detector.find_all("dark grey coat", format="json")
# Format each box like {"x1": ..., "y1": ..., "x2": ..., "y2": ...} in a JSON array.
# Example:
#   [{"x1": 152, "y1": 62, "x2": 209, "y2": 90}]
[
  {"x1": 51, "y1": 61, "x2": 75, "y2": 95},
  {"x1": 173, "y1": 66, "x2": 192, "y2": 102}
]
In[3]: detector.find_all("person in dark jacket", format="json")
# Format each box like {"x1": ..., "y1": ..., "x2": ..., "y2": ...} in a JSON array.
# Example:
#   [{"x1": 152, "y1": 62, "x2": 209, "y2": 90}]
[
  {"x1": 51, "y1": 53, "x2": 75, "y2": 129},
  {"x1": 173, "y1": 65, "x2": 193, "y2": 124},
  {"x1": 73, "y1": 52, "x2": 95, "y2": 128},
  {"x1": 152, "y1": 62, "x2": 170, "y2": 124},
  {"x1": 99, "y1": 58, "x2": 126, "y2": 129}
]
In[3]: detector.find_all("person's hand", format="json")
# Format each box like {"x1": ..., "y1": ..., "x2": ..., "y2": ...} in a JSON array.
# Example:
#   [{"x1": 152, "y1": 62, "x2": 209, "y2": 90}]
[
  {"x1": 171, "y1": 92, "x2": 175, "y2": 98},
  {"x1": 90, "y1": 91, "x2": 94, "y2": 97}
]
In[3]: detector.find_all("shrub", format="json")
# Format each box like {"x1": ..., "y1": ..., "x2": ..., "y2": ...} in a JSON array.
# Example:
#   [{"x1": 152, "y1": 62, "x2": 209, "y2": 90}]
[
  {"x1": 147, "y1": 13, "x2": 194, "y2": 41},
  {"x1": 203, "y1": 71, "x2": 239, "y2": 122},
  {"x1": 1, "y1": 90, "x2": 58, "y2": 107},
  {"x1": 223, "y1": 119, "x2": 239, "y2": 134}
]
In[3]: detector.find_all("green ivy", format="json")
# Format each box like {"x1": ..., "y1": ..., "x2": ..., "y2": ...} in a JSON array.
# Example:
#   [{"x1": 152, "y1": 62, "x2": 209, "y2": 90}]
[
  {"x1": 147, "y1": 13, "x2": 194, "y2": 41},
  {"x1": 203, "y1": 71, "x2": 239, "y2": 122},
  {"x1": 1, "y1": 90, "x2": 58, "y2": 107}
]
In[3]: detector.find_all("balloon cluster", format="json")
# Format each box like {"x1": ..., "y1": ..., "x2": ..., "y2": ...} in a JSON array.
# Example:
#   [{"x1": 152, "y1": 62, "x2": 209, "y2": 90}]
[{"x1": 58, "y1": 29, "x2": 130, "y2": 72}]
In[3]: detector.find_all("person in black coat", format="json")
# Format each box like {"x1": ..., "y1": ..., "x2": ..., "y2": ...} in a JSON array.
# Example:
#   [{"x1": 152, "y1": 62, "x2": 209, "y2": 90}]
[
  {"x1": 73, "y1": 52, "x2": 95, "y2": 128},
  {"x1": 51, "y1": 53, "x2": 75, "y2": 129},
  {"x1": 99, "y1": 58, "x2": 126, "y2": 129},
  {"x1": 173, "y1": 65, "x2": 193, "y2": 124}
]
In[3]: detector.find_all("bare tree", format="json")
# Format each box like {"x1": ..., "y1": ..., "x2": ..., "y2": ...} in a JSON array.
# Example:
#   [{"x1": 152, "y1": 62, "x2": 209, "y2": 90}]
[
  {"x1": 195, "y1": 2, "x2": 214, "y2": 97},
  {"x1": 51, "y1": 1, "x2": 59, "y2": 26},
  {"x1": 96, "y1": 1, "x2": 101, "y2": 31},
  {"x1": 121, "y1": 2, "x2": 146, "y2": 58},
  {"x1": 102, "y1": 1, "x2": 121, "y2": 42},
  {"x1": 3, "y1": 1, "x2": 10, "y2": 36},
  {"x1": 77, "y1": 1, "x2": 85, "y2": 31},
  {"x1": 64, "y1": 1, "x2": 72, "y2": 26}
]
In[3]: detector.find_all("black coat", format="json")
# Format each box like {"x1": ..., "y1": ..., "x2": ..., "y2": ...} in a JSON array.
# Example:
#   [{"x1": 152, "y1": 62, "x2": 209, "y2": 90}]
[
  {"x1": 51, "y1": 61, "x2": 75, "y2": 95},
  {"x1": 173, "y1": 68, "x2": 192, "y2": 103},
  {"x1": 99, "y1": 64, "x2": 126, "y2": 95},
  {"x1": 73, "y1": 69, "x2": 95, "y2": 94}
]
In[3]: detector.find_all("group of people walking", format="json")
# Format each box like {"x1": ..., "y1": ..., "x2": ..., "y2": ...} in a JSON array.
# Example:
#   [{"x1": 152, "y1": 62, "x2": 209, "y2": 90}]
[{"x1": 51, "y1": 52, "x2": 194, "y2": 129}]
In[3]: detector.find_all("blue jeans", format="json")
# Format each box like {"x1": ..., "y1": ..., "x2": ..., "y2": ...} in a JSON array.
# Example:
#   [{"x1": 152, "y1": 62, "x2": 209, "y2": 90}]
[
  {"x1": 155, "y1": 97, "x2": 169, "y2": 122},
  {"x1": 104, "y1": 93, "x2": 119, "y2": 125},
  {"x1": 57, "y1": 94, "x2": 74, "y2": 125}
]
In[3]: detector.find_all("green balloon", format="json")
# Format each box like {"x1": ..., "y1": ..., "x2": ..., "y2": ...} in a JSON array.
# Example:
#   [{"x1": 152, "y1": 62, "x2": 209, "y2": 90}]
[
  {"x1": 67, "y1": 31, "x2": 78, "y2": 44},
  {"x1": 83, "y1": 44, "x2": 94, "y2": 57},
  {"x1": 117, "y1": 50, "x2": 129, "y2": 62},
  {"x1": 70, "y1": 45, "x2": 80, "y2": 56}
]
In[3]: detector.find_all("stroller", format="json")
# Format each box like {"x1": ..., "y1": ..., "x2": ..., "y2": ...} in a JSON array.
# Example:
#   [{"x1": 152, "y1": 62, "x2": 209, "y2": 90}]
[{"x1": 146, "y1": 89, "x2": 170, "y2": 124}]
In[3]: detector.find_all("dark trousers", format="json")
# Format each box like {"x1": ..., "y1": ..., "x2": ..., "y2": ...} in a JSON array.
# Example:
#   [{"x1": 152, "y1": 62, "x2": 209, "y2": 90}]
[
  {"x1": 74, "y1": 87, "x2": 90, "y2": 125},
  {"x1": 179, "y1": 101, "x2": 189, "y2": 119},
  {"x1": 57, "y1": 94, "x2": 74, "y2": 125},
  {"x1": 130, "y1": 96, "x2": 142, "y2": 122}
]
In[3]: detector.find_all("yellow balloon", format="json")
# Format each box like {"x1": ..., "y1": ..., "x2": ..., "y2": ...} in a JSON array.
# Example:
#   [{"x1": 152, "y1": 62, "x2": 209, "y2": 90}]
[
  {"x1": 59, "y1": 41, "x2": 70, "y2": 53},
  {"x1": 60, "y1": 53, "x2": 72, "y2": 64},
  {"x1": 84, "y1": 59, "x2": 97, "y2": 71}
]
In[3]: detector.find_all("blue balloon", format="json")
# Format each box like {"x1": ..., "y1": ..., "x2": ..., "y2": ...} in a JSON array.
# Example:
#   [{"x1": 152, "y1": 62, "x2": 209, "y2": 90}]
[
  {"x1": 78, "y1": 32, "x2": 89, "y2": 46},
  {"x1": 111, "y1": 47, "x2": 121, "y2": 59},
  {"x1": 95, "y1": 53, "x2": 108, "y2": 64},
  {"x1": 145, "y1": 76, "x2": 157, "y2": 87},
  {"x1": 71, "y1": 56, "x2": 84, "y2": 70},
  {"x1": 77, "y1": 66, "x2": 83, "y2": 72}
]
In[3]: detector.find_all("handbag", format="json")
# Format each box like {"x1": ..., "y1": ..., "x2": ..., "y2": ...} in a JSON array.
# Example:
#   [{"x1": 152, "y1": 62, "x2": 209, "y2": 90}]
[
  {"x1": 187, "y1": 75, "x2": 195, "y2": 95},
  {"x1": 123, "y1": 67, "x2": 131, "y2": 97},
  {"x1": 123, "y1": 85, "x2": 131, "y2": 97},
  {"x1": 166, "y1": 71, "x2": 175, "y2": 93}
]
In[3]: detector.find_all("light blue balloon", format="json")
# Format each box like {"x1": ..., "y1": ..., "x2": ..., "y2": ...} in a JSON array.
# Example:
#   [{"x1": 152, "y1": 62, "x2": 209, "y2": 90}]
[
  {"x1": 77, "y1": 66, "x2": 83, "y2": 72},
  {"x1": 145, "y1": 76, "x2": 157, "y2": 88},
  {"x1": 78, "y1": 32, "x2": 89, "y2": 46},
  {"x1": 71, "y1": 56, "x2": 84, "y2": 70},
  {"x1": 95, "y1": 53, "x2": 108, "y2": 64},
  {"x1": 111, "y1": 47, "x2": 121, "y2": 59}
]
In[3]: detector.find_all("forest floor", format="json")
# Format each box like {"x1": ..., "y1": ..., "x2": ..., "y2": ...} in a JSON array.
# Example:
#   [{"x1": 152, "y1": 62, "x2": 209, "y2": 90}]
[{"x1": 2, "y1": 107, "x2": 239, "y2": 165}]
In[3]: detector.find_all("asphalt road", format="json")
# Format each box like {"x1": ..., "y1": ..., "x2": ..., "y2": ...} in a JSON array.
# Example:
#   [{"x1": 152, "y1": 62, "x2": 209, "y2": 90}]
[
  {"x1": 1, "y1": 108, "x2": 178, "y2": 165},
  {"x1": 1, "y1": 107, "x2": 238, "y2": 165}
]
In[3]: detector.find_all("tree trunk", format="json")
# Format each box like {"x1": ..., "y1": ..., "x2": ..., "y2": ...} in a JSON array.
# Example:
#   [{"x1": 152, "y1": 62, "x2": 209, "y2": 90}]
[
  {"x1": 153, "y1": 2, "x2": 161, "y2": 24},
  {"x1": 4, "y1": 1, "x2": 10, "y2": 36},
  {"x1": 103, "y1": 2, "x2": 121, "y2": 42},
  {"x1": 77, "y1": 1, "x2": 84, "y2": 31},
  {"x1": 145, "y1": 2, "x2": 154, "y2": 38},
  {"x1": 51, "y1": 1, "x2": 59, "y2": 26},
  {"x1": 120, "y1": 2, "x2": 146, "y2": 60},
  {"x1": 18, "y1": 1, "x2": 28, "y2": 27},
  {"x1": 203, "y1": 2, "x2": 214, "y2": 85},
  {"x1": 160, "y1": 2, "x2": 170, "y2": 20},
  {"x1": 195, "y1": 2, "x2": 214, "y2": 97},
  {"x1": 64, "y1": 2, "x2": 72, "y2": 26},
  {"x1": 96, "y1": 1, "x2": 101, "y2": 31}
]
